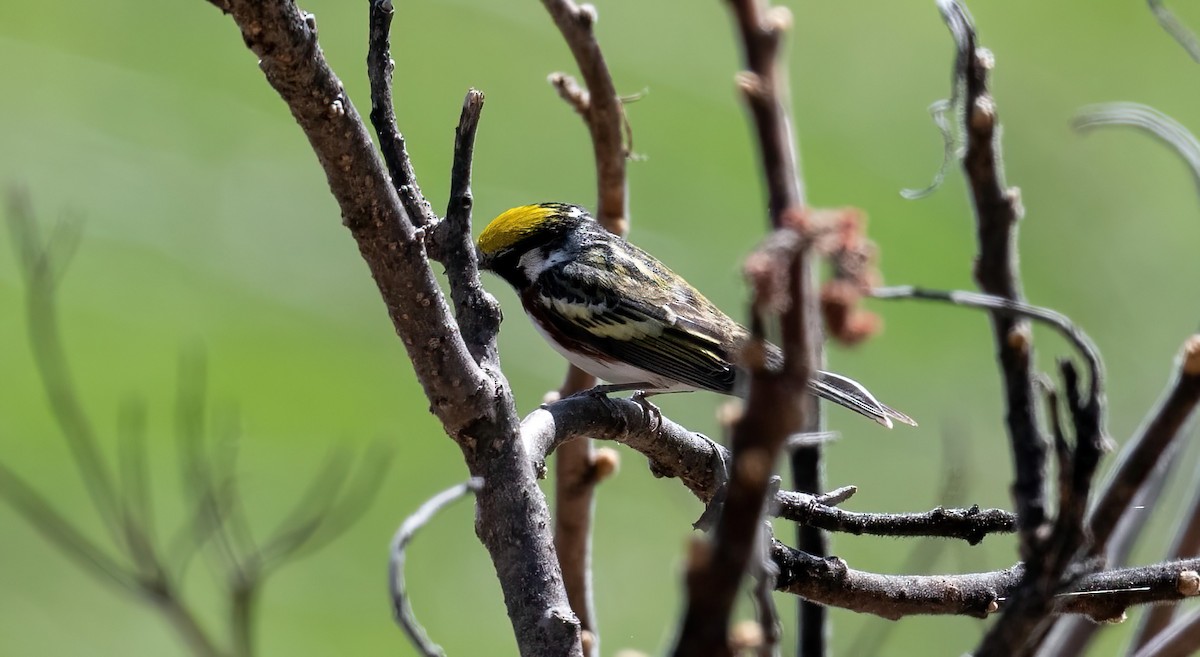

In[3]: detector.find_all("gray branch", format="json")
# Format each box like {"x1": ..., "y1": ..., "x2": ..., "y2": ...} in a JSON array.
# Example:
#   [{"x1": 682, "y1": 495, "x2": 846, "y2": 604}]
[{"x1": 202, "y1": 2, "x2": 582, "y2": 654}]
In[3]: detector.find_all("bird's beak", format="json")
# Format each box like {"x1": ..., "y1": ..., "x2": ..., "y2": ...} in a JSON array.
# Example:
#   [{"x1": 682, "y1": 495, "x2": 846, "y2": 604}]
[{"x1": 476, "y1": 247, "x2": 493, "y2": 271}]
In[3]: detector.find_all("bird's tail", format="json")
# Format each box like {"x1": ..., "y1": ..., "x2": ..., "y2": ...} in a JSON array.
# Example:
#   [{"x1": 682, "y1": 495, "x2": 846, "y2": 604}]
[{"x1": 808, "y1": 371, "x2": 917, "y2": 429}]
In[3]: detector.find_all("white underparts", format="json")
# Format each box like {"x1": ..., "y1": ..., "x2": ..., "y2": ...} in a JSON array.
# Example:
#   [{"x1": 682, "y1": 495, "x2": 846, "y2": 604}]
[{"x1": 525, "y1": 309, "x2": 694, "y2": 392}]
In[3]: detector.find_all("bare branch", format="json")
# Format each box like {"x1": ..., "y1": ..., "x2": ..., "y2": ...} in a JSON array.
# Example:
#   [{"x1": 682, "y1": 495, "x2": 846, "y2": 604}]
[
  {"x1": 6, "y1": 192, "x2": 126, "y2": 550},
  {"x1": 728, "y1": 3, "x2": 805, "y2": 216},
  {"x1": 1089, "y1": 336, "x2": 1200, "y2": 550},
  {"x1": 435, "y1": 90, "x2": 503, "y2": 368},
  {"x1": 540, "y1": 0, "x2": 628, "y2": 232},
  {"x1": 1074, "y1": 103, "x2": 1200, "y2": 196},
  {"x1": 938, "y1": 0, "x2": 1047, "y2": 555},
  {"x1": 390, "y1": 478, "x2": 484, "y2": 657},
  {"x1": 524, "y1": 396, "x2": 1016, "y2": 543},
  {"x1": 721, "y1": 2, "x2": 826, "y2": 655},
  {"x1": 549, "y1": 372, "x2": 601, "y2": 655},
  {"x1": 776, "y1": 491, "x2": 1014, "y2": 544},
  {"x1": 772, "y1": 540, "x2": 1200, "y2": 621},
  {"x1": 870, "y1": 285, "x2": 1104, "y2": 396},
  {"x1": 1148, "y1": 0, "x2": 1200, "y2": 63},
  {"x1": 207, "y1": 0, "x2": 492, "y2": 433},
  {"x1": 1044, "y1": 337, "x2": 1200, "y2": 656},
  {"x1": 203, "y1": 3, "x2": 583, "y2": 653},
  {"x1": 539, "y1": 3, "x2": 631, "y2": 649},
  {"x1": 366, "y1": 0, "x2": 437, "y2": 230},
  {"x1": 977, "y1": 360, "x2": 1106, "y2": 657},
  {"x1": 258, "y1": 444, "x2": 387, "y2": 568},
  {"x1": 0, "y1": 460, "x2": 140, "y2": 595}
]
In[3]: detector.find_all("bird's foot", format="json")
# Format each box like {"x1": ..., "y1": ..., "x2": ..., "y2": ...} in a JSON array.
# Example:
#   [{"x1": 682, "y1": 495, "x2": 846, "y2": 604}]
[
  {"x1": 693, "y1": 435, "x2": 732, "y2": 532},
  {"x1": 631, "y1": 390, "x2": 663, "y2": 432}
]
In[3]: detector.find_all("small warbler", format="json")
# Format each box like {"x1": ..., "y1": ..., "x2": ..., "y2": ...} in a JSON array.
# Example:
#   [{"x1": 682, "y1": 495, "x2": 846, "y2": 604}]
[{"x1": 476, "y1": 203, "x2": 914, "y2": 428}]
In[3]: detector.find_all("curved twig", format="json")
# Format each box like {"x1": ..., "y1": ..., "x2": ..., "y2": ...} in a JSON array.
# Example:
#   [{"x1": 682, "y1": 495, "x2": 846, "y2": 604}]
[
  {"x1": 870, "y1": 285, "x2": 1104, "y2": 398},
  {"x1": 1149, "y1": 0, "x2": 1200, "y2": 63},
  {"x1": 390, "y1": 478, "x2": 484, "y2": 657},
  {"x1": 1073, "y1": 103, "x2": 1200, "y2": 196}
]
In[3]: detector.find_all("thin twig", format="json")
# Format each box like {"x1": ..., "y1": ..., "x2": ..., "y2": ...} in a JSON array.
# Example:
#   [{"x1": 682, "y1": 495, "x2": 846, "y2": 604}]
[
  {"x1": 1132, "y1": 455, "x2": 1200, "y2": 650},
  {"x1": 1042, "y1": 338, "x2": 1200, "y2": 656},
  {"x1": 870, "y1": 285, "x2": 1104, "y2": 395},
  {"x1": 366, "y1": 0, "x2": 438, "y2": 230},
  {"x1": 752, "y1": 526, "x2": 782, "y2": 657},
  {"x1": 389, "y1": 478, "x2": 484, "y2": 657},
  {"x1": 1074, "y1": 103, "x2": 1200, "y2": 197},
  {"x1": 1132, "y1": 606, "x2": 1200, "y2": 657},
  {"x1": 724, "y1": 2, "x2": 823, "y2": 656},
  {"x1": 524, "y1": 396, "x2": 1016, "y2": 542},
  {"x1": 436, "y1": 89, "x2": 502, "y2": 368},
  {"x1": 540, "y1": 0, "x2": 628, "y2": 233},
  {"x1": 1089, "y1": 336, "x2": 1200, "y2": 551},
  {"x1": 940, "y1": 0, "x2": 1047, "y2": 556},
  {"x1": 772, "y1": 540, "x2": 1200, "y2": 621},
  {"x1": 540, "y1": 3, "x2": 630, "y2": 651},
  {"x1": 1148, "y1": 0, "x2": 1200, "y2": 63},
  {"x1": 0, "y1": 461, "x2": 140, "y2": 594},
  {"x1": 7, "y1": 193, "x2": 127, "y2": 551}
]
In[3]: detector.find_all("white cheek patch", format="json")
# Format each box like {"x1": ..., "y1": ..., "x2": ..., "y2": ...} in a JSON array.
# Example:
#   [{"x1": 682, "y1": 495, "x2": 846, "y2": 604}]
[{"x1": 518, "y1": 248, "x2": 571, "y2": 280}]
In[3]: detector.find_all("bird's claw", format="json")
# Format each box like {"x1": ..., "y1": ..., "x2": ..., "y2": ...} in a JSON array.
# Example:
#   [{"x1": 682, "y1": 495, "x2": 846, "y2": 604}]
[
  {"x1": 693, "y1": 435, "x2": 731, "y2": 532},
  {"x1": 631, "y1": 390, "x2": 662, "y2": 432}
]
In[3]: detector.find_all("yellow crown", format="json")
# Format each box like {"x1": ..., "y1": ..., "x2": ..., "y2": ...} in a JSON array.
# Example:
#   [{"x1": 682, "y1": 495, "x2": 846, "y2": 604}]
[{"x1": 478, "y1": 204, "x2": 584, "y2": 255}]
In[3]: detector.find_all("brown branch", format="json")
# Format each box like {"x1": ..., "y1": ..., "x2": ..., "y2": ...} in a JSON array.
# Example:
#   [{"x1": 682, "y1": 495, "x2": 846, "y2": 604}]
[
  {"x1": 925, "y1": 5, "x2": 1112, "y2": 655},
  {"x1": 438, "y1": 90, "x2": 503, "y2": 368},
  {"x1": 523, "y1": 396, "x2": 1016, "y2": 542},
  {"x1": 975, "y1": 361, "x2": 1106, "y2": 657},
  {"x1": 1041, "y1": 336, "x2": 1200, "y2": 657},
  {"x1": 728, "y1": 2, "x2": 804, "y2": 216},
  {"x1": 724, "y1": 2, "x2": 824, "y2": 656},
  {"x1": 549, "y1": 370, "x2": 601, "y2": 656},
  {"x1": 540, "y1": 0, "x2": 628, "y2": 233},
  {"x1": 539, "y1": 4, "x2": 630, "y2": 652},
  {"x1": 366, "y1": 0, "x2": 438, "y2": 231},
  {"x1": 941, "y1": 0, "x2": 1046, "y2": 556},
  {"x1": 203, "y1": 2, "x2": 582, "y2": 654},
  {"x1": 772, "y1": 540, "x2": 1200, "y2": 621},
  {"x1": 1089, "y1": 335, "x2": 1200, "y2": 550}
]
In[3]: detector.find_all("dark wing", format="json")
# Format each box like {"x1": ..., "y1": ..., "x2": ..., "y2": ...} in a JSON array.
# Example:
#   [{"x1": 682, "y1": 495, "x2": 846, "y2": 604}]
[
  {"x1": 759, "y1": 342, "x2": 915, "y2": 428},
  {"x1": 527, "y1": 258, "x2": 741, "y2": 393}
]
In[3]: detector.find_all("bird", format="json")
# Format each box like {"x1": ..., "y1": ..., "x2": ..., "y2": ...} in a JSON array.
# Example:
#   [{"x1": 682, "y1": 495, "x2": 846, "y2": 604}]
[{"x1": 475, "y1": 202, "x2": 915, "y2": 428}]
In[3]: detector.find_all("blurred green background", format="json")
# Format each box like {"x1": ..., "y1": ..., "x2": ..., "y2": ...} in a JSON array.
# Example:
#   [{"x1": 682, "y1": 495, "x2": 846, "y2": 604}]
[{"x1": 3, "y1": 0, "x2": 1200, "y2": 655}]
